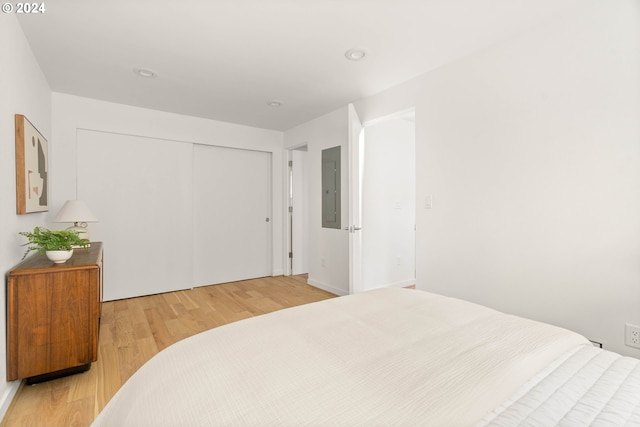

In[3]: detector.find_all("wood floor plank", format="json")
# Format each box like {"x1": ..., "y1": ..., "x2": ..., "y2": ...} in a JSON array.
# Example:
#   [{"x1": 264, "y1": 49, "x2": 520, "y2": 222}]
[
  {"x1": 94, "y1": 344, "x2": 120, "y2": 411},
  {"x1": 0, "y1": 275, "x2": 334, "y2": 427}
]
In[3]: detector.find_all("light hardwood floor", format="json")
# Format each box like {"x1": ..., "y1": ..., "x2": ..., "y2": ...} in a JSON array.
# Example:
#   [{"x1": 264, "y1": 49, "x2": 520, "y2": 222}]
[{"x1": 0, "y1": 275, "x2": 335, "y2": 427}]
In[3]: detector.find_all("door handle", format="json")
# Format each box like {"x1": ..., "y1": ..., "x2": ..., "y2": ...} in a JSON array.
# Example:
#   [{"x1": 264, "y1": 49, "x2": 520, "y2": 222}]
[{"x1": 343, "y1": 226, "x2": 362, "y2": 233}]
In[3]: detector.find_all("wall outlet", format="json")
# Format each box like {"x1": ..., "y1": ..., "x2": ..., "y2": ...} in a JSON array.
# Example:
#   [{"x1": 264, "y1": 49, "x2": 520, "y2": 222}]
[{"x1": 625, "y1": 323, "x2": 640, "y2": 349}]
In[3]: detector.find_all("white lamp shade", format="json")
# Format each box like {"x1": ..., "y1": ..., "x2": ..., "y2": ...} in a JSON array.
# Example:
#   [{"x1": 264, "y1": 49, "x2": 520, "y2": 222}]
[{"x1": 54, "y1": 200, "x2": 98, "y2": 223}]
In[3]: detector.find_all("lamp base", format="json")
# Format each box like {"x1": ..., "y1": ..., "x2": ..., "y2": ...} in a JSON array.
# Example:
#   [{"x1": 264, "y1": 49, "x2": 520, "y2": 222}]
[{"x1": 66, "y1": 223, "x2": 90, "y2": 241}]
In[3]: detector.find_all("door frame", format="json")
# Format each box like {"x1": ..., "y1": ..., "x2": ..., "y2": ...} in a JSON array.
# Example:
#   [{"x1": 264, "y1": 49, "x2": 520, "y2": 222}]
[{"x1": 347, "y1": 104, "x2": 364, "y2": 294}]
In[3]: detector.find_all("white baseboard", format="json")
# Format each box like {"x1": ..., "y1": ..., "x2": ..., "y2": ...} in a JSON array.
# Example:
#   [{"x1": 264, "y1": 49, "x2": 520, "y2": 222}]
[
  {"x1": 305, "y1": 278, "x2": 415, "y2": 296},
  {"x1": 0, "y1": 380, "x2": 20, "y2": 421},
  {"x1": 306, "y1": 278, "x2": 348, "y2": 296}
]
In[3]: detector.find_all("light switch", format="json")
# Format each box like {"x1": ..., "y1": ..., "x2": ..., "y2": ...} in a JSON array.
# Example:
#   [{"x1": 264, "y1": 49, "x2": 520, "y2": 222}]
[{"x1": 424, "y1": 195, "x2": 433, "y2": 209}]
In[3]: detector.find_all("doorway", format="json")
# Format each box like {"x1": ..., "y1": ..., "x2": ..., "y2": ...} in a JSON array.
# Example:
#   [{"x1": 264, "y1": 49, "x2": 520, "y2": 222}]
[{"x1": 360, "y1": 109, "x2": 416, "y2": 291}]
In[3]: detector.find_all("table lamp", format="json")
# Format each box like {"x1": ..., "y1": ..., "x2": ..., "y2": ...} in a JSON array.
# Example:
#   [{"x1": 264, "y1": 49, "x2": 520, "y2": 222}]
[{"x1": 53, "y1": 200, "x2": 98, "y2": 240}]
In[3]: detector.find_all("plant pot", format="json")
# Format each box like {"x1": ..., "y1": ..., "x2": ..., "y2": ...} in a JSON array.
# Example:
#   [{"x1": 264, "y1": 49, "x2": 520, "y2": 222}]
[{"x1": 46, "y1": 250, "x2": 73, "y2": 264}]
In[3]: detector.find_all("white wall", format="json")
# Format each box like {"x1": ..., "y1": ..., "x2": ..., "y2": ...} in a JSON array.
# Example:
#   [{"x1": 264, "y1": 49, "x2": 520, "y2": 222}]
[
  {"x1": 0, "y1": 14, "x2": 52, "y2": 417},
  {"x1": 355, "y1": 0, "x2": 640, "y2": 356},
  {"x1": 362, "y1": 117, "x2": 415, "y2": 290},
  {"x1": 284, "y1": 107, "x2": 350, "y2": 295},
  {"x1": 52, "y1": 94, "x2": 285, "y2": 292}
]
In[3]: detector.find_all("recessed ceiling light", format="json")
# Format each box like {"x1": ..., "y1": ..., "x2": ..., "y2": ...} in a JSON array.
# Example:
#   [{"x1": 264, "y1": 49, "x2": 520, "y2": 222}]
[
  {"x1": 267, "y1": 100, "x2": 283, "y2": 107},
  {"x1": 134, "y1": 68, "x2": 156, "y2": 78},
  {"x1": 344, "y1": 48, "x2": 367, "y2": 61}
]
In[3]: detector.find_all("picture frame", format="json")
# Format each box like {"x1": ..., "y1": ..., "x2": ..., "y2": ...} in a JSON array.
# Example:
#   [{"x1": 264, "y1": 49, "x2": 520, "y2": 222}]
[{"x1": 15, "y1": 114, "x2": 48, "y2": 214}]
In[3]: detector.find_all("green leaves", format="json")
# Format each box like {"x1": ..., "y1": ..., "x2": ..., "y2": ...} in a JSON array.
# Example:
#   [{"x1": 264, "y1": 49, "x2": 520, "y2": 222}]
[{"x1": 19, "y1": 227, "x2": 90, "y2": 259}]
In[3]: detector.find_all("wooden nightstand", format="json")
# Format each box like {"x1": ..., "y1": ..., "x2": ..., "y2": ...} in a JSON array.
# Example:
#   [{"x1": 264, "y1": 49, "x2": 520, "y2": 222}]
[{"x1": 6, "y1": 242, "x2": 103, "y2": 383}]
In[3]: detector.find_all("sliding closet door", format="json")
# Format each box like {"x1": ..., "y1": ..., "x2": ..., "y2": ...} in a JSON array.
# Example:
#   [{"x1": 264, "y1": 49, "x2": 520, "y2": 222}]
[
  {"x1": 77, "y1": 130, "x2": 193, "y2": 301},
  {"x1": 193, "y1": 145, "x2": 271, "y2": 287}
]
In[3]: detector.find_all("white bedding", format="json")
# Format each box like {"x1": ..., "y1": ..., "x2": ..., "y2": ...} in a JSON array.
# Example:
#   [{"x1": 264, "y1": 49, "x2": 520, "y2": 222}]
[{"x1": 92, "y1": 288, "x2": 597, "y2": 426}]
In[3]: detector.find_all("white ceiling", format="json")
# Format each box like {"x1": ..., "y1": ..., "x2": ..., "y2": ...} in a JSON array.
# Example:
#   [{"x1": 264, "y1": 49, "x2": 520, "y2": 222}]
[{"x1": 18, "y1": 0, "x2": 583, "y2": 131}]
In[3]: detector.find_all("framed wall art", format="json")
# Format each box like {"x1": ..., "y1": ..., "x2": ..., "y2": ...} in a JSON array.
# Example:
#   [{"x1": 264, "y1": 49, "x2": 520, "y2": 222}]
[{"x1": 15, "y1": 114, "x2": 48, "y2": 214}]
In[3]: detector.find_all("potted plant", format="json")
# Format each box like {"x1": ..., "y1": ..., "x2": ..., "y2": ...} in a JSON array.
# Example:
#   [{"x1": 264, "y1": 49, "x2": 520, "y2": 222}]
[{"x1": 19, "y1": 226, "x2": 90, "y2": 263}]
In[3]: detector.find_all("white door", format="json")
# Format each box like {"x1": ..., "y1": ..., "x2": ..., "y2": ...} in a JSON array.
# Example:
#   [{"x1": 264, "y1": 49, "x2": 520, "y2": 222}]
[
  {"x1": 77, "y1": 130, "x2": 194, "y2": 301},
  {"x1": 193, "y1": 145, "x2": 271, "y2": 286},
  {"x1": 348, "y1": 104, "x2": 364, "y2": 294}
]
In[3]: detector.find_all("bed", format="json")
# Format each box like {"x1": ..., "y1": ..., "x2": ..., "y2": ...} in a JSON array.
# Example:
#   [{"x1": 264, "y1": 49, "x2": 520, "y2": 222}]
[{"x1": 91, "y1": 288, "x2": 640, "y2": 426}]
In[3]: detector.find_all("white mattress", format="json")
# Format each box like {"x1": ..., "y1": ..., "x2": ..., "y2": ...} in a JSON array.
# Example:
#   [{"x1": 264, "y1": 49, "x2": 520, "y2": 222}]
[
  {"x1": 92, "y1": 288, "x2": 605, "y2": 426},
  {"x1": 479, "y1": 345, "x2": 640, "y2": 426}
]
